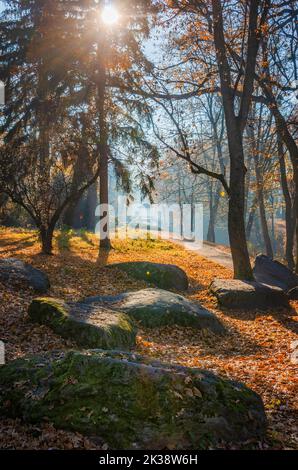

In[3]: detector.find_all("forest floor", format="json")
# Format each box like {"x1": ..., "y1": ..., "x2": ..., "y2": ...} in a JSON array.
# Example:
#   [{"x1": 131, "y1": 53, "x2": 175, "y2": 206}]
[{"x1": 0, "y1": 227, "x2": 297, "y2": 450}]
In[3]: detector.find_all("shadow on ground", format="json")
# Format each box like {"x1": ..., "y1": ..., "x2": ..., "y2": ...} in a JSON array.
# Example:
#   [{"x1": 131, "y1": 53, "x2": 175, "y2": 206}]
[
  {"x1": 0, "y1": 234, "x2": 37, "y2": 255},
  {"x1": 218, "y1": 304, "x2": 298, "y2": 335}
]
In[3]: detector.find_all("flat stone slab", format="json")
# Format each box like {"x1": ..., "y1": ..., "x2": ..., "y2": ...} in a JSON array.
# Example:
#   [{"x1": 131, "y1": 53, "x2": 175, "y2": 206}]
[
  {"x1": 210, "y1": 279, "x2": 289, "y2": 310},
  {"x1": 253, "y1": 254, "x2": 298, "y2": 292},
  {"x1": 83, "y1": 288, "x2": 225, "y2": 334},
  {"x1": 109, "y1": 261, "x2": 188, "y2": 291},
  {"x1": 0, "y1": 258, "x2": 50, "y2": 293},
  {"x1": 28, "y1": 298, "x2": 136, "y2": 350},
  {"x1": 0, "y1": 350, "x2": 267, "y2": 449}
]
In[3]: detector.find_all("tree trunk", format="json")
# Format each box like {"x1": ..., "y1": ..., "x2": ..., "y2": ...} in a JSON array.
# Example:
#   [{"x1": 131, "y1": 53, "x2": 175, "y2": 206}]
[
  {"x1": 253, "y1": 212, "x2": 262, "y2": 251},
  {"x1": 246, "y1": 108, "x2": 273, "y2": 258},
  {"x1": 259, "y1": 79, "x2": 298, "y2": 271},
  {"x1": 258, "y1": 187, "x2": 273, "y2": 258},
  {"x1": 86, "y1": 182, "x2": 98, "y2": 232},
  {"x1": 212, "y1": 0, "x2": 257, "y2": 280},
  {"x1": 207, "y1": 205, "x2": 216, "y2": 243},
  {"x1": 228, "y1": 133, "x2": 254, "y2": 279},
  {"x1": 276, "y1": 122, "x2": 298, "y2": 271},
  {"x1": 62, "y1": 136, "x2": 90, "y2": 228},
  {"x1": 246, "y1": 194, "x2": 258, "y2": 241},
  {"x1": 278, "y1": 138, "x2": 295, "y2": 269},
  {"x1": 97, "y1": 38, "x2": 111, "y2": 252},
  {"x1": 40, "y1": 225, "x2": 54, "y2": 255},
  {"x1": 253, "y1": 155, "x2": 273, "y2": 258},
  {"x1": 99, "y1": 157, "x2": 111, "y2": 249},
  {"x1": 63, "y1": 201, "x2": 77, "y2": 228},
  {"x1": 207, "y1": 187, "x2": 220, "y2": 243}
]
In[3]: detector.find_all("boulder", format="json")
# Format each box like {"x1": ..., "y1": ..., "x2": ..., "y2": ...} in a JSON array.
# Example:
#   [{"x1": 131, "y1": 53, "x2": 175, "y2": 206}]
[
  {"x1": 82, "y1": 288, "x2": 225, "y2": 334},
  {"x1": 210, "y1": 279, "x2": 289, "y2": 310},
  {"x1": 28, "y1": 298, "x2": 136, "y2": 350},
  {"x1": 253, "y1": 254, "x2": 298, "y2": 292},
  {"x1": 0, "y1": 350, "x2": 267, "y2": 449},
  {"x1": 0, "y1": 258, "x2": 50, "y2": 293},
  {"x1": 109, "y1": 261, "x2": 188, "y2": 291}
]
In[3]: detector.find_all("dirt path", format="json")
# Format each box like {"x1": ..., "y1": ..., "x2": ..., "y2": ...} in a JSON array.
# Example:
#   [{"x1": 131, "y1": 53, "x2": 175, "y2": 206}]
[
  {"x1": 175, "y1": 239, "x2": 233, "y2": 269},
  {"x1": 149, "y1": 230, "x2": 233, "y2": 269}
]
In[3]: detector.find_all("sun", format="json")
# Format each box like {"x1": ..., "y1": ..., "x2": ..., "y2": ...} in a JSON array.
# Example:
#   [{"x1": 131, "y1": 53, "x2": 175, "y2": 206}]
[{"x1": 101, "y1": 5, "x2": 119, "y2": 25}]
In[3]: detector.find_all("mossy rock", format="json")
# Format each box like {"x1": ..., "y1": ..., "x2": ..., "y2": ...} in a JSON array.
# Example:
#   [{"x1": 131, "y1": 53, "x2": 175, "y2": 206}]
[
  {"x1": 109, "y1": 261, "x2": 188, "y2": 291},
  {"x1": 0, "y1": 350, "x2": 267, "y2": 449},
  {"x1": 83, "y1": 288, "x2": 225, "y2": 334},
  {"x1": 0, "y1": 258, "x2": 50, "y2": 293},
  {"x1": 28, "y1": 298, "x2": 136, "y2": 350}
]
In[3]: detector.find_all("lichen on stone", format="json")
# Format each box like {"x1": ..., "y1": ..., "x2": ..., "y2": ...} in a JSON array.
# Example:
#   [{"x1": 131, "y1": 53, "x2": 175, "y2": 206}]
[
  {"x1": 28, "y1": 298, "x2": 136, "y2": 350},
  {"x1": 0, "y1": 350, "x2": 267, "y2": 449}
]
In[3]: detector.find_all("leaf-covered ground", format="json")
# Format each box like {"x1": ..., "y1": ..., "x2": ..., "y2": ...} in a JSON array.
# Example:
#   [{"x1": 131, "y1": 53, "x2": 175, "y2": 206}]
[{"x1": 0, "y1": 227, "x2": 297, "y2": 450}]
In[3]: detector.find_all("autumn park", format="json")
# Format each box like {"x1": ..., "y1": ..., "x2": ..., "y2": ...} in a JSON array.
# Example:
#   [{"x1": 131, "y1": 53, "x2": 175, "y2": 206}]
[{"x1": 0, "y1": 0, "x2": 297, "y2": 460}]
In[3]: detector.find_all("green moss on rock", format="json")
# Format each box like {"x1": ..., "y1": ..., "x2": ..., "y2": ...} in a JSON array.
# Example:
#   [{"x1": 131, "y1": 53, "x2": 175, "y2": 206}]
[
  {"x1": 28, "y1": 298, "x2": 136, "y2": 350},
  {"x1": 109, "y1": 261, "x2": 189, "y2": 291},
  {"x1": 84, "y1": 289, "x2": 225, "y2": 334},
  {"x1": 0, "y1": 350, "x2": 267, "y2": 449}
]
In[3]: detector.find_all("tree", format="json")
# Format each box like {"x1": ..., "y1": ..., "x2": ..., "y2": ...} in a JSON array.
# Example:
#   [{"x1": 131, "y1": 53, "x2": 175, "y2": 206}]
[
  {"x1": 0, "y1": 0, "x2": 158, "y2": 254},
  {"x1": 246, "y1": 103, "x2": 274, "y2": 258},
  {"x1": 278, "y1": 135, "x2": 295, "y2": 268},
  {"x1": 143, "y1": 0, "x2": 270, "y2": 279},
  {"x1": 210, "y1": 0, "x2": 270, "y2": 279},
  {"x1": 64, "y1": 0, "x2": 159, "y2": 251},
  {"x1": 202, "y1": 94, "x2": 227, "y2": 243},
  {"x1": 0, "y1": 0, "x2": 101, "y2": 253},
  {"x1": 255, "y1": 1, "x2": 298, "y2": 269}
]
